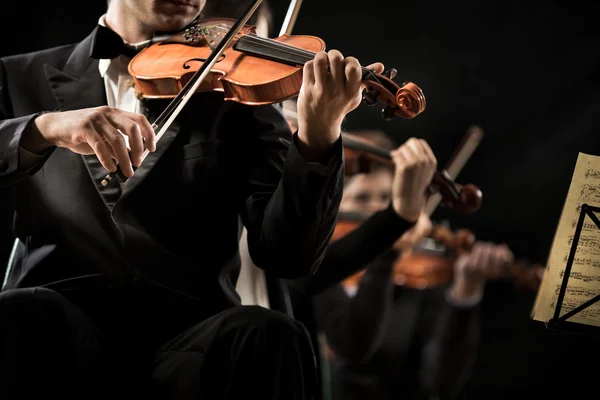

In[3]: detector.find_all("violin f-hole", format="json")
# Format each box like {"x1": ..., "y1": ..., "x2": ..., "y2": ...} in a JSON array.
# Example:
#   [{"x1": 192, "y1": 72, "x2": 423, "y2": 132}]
[{"x1": 183, "y1": 54, "x2": 226, "y2": 69}]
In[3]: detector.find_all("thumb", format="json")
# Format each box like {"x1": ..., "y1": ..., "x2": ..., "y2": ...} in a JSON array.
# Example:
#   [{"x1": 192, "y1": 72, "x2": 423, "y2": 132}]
[
  {"x1": 454, "y1": 253, "x2": 469, "y2": 273},
  {"x1": 419, "y1": 214, "x2": 433, "y2": 237},
  {"x1": 365, "y1": 62, "x2": 384, "y2": 75}
]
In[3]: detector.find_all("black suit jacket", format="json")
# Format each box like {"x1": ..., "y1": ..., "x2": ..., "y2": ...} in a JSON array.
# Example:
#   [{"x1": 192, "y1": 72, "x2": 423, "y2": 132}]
[
  {"x1": 268, "y1": 205, "x2": 415, "y2": 400},
  {"x1": 314, "y1": 275, "x2": 480, "y2": 400},
  {"x1": 275, "y1": 205, "x2": 479, "y2": 400},
  {"x1": 285, "y1": 204, "x2": 414, "y2": 358},
  {"x1": 0, "y1": 27, "x2": 344, "y2": 321}
]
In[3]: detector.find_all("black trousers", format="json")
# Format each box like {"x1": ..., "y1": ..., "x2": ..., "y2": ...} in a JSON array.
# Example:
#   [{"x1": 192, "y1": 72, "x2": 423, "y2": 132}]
[{"x1": 0, "y1": 284, "x2": 317, "y2": 399}]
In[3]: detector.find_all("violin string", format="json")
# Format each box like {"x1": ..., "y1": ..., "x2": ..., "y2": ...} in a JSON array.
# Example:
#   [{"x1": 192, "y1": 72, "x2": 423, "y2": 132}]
[
  {"x1": 212, "y1": 25, "x2": 316, "y2": 63},
  {"x1": 211, "y1": 24, "x2": 382, "y2": 84},
  {"x1": 213, "y1": 24, "x2": 315, "y2": 57},
  {"x1": 212, "y1": 24, "x2": 382, "y2": 84},
  {"x1": 214, "y1": 24, "x2": 354, "y2": 67}
]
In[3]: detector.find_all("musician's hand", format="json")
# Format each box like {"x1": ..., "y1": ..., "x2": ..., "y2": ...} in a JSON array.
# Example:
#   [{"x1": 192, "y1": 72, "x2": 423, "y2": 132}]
[
  {"x1": 392, "y1": 210, "x2": 432, "y2": 251},
  {"x1": 296, "y1": 49, "x2": 384, "y2": 161},
  {"x1": 390, "y1": 138, "x2": 437, "y2": 222},
  {"x1": 23, "y1": 107, "x2": 155, "y2": 177},
  {"x1": 450, "y1": 242, "x2": 514, "y2": 302}
]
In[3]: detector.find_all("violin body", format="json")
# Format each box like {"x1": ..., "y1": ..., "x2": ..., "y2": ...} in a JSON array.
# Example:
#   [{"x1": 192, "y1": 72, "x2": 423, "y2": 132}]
[
  {"x1": 332, "y1": 215, "x2": 457, "y2": 291},
  {"x1": 340, "y1": 239, "x2": 456, "y2": 291},
  {"x1": 129, "y1": 19, "x2": 325, "y2": 105},
  {"x1": 390, "y1": 227, "x2": 471, "y2": 288},
  {"x1": 392, "y1": 250, "x2": 455, "y2": 289},
  {"x1": 330, "y1": 219, "x2": 362, "y2": 242}
]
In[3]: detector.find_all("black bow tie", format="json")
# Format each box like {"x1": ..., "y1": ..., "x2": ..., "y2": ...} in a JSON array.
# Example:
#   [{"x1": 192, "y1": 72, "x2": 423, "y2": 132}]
[{"x1": 89, "y1": 24, "x2": 146, "y2": 60}]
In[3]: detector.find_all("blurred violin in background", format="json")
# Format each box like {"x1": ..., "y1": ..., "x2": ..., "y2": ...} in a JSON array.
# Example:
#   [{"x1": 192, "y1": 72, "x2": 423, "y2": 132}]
[
  {"x1": 333, "y1": 211, "x2": 544, "y2": 292},
  {"x1": 342, "y1": 132, "x2": 483, "y2": 215}
]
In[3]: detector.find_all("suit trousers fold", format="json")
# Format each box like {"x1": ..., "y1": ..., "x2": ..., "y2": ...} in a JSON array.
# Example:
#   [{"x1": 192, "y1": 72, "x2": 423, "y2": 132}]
[{"x1": 0, "y1": 286, "x2": 317, "y2": 399}]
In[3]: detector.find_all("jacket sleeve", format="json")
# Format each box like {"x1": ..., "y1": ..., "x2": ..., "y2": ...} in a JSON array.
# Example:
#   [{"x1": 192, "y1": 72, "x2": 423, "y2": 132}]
[
  {"x1": 418, "y1": 286, "x2": 482, "y2": 399},
  {"x1": 291, "y1": 203, "x2": 414, "y2": 295},
  {"x1": 311, "y1": 253, "x2": 396, "y2": 363},
  {"x1": 0, "y1": 59, "x2": 53, "y2": 188},
  {"x1": 235, "y1": 102, "x2": 345, "y2": 278}
]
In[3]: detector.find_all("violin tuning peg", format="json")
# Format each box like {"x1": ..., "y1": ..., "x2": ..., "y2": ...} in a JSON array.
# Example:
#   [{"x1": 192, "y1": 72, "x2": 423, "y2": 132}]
[
  {"x1": 382, "y1": 68, "x2": 397, "y2": 79},
  {"x1": 362, "y1": 89, "x2": 379, "y2": 106},
  {"x1": 381, "y1": 105, "x2": 397, "y2": 120}
]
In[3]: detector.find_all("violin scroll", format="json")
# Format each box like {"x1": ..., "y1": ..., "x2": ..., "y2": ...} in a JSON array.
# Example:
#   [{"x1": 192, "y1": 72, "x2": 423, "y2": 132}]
[
  {"x1": 430, "y1": 225, "x2": 475, "y2": 251},
  {"x1": 396, "y1": 82, "x2": 426, "y2": 119},
  {"x1": 457, "y1": 183, "x2": 483, "y2": 214},
  {"x1": 361, "y1": 69, "x2": 426, "y2": 120},
  {"x1": 430, "y1": 170, "x2": 482, "y2": 214}
]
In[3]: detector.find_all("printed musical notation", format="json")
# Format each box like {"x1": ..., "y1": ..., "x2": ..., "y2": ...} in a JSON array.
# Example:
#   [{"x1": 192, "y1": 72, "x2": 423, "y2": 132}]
[
  {"x1": 548, "y1": 291, "x2": 600, "y2": 322},
  {"x1": 570, "y1": 219, "x2": 599, "y2": 231},
  {"x1": 558, "y1": 269, "x2": 600, "y2": 283},
  {"x1": 579, "y1": 184, "x2": 600, "y2": 203},
  {"x1": 565, "y1": 233, "x2": 600, "y2": 256},
  {"x1": 561, "y1": 255, "x2": 600, "y2": 269},
  {"x1": 533, "y1": 153, "x2": 600, "y2": 328},
  {"x1": 584, "y1": 168, "x2": 600, "y2": 179}
]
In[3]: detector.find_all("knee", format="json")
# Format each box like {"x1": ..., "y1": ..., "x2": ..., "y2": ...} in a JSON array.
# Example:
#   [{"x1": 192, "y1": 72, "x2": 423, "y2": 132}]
[
  {"x1": 0, "y1": 286, "x2": 65, "y2": 308},
  {"x1": 0, "y1": 287, "x2": 76, "y2": 326}
]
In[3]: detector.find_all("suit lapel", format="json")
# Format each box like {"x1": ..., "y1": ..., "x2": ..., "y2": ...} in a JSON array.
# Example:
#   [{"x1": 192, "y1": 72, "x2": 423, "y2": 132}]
[
  {"x1": 43, "y1": 28, "x2": 106, "y2": 111},
  {"x1": 43, "y1": 29, "x2": 124, "y2": 210}
]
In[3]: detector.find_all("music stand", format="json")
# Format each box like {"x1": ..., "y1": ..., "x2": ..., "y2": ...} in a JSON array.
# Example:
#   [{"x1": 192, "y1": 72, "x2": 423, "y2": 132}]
[{"x1": 546, "y1": 204, "x2": 600, "y2": 337}]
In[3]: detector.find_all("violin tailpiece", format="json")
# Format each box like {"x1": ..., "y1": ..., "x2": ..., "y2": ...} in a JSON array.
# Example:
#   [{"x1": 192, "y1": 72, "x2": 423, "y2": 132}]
[{"x1": 183, "y1": 23, "x2": 211, "y2": 44}]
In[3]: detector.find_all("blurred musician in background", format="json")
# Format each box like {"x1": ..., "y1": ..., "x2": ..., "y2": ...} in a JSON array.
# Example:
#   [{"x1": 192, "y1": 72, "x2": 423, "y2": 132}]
[{"x1": 310, "y1": 130, "x2": 513, "y2": 400}]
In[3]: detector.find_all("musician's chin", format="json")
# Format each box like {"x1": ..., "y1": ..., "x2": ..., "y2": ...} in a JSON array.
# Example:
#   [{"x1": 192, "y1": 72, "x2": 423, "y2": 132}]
[{"x1": 154, "y1": 0, "x2": 202, "y2": 31}]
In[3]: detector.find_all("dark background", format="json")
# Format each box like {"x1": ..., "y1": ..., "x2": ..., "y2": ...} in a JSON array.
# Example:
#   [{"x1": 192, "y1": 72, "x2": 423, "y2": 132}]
[{"x1": 2, "y1": 0, "x2": 600, "y2": 398}]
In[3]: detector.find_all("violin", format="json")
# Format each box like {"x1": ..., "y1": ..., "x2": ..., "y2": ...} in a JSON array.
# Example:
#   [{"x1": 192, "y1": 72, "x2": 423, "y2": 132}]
[
  {"x1": 335, "y1": 212, "x2": 544, "y2": 292},
  {"x1": 395, "y1": 223, "x2": 544, "y2": 292},
  {"x1": 101, "y1": 0, "x2": 426, "y2": 185},
  {"x1": 128, "y1": 20, "x2": 426, "y2": 120},
  {"x1": 342, "y1": 132, "x2": 483, "y2": 214}
]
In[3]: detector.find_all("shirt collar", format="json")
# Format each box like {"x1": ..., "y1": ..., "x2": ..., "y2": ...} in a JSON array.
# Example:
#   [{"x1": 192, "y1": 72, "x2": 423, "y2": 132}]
[{"x1": 97, "y1": 14, "x2": 152, "y2": 78}]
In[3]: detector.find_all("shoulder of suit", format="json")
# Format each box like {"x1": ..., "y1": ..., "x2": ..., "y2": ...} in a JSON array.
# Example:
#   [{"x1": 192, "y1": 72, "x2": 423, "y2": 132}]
[{"x1": 0, "y1": 43, "x2": 78, "y2": 73}]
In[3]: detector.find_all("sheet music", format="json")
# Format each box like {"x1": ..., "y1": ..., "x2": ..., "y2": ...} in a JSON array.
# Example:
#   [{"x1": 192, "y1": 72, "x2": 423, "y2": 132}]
[{"x1": 533, "y1": 152, "x2": 600, "y2": 327}]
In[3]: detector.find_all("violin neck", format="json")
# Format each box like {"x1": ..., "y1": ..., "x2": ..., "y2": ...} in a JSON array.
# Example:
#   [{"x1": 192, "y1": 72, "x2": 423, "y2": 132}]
[
  {"x1": 232, "y1": 34, "x2": 376, "y2": 81},
  {"x1": 233, "y1": 34, "x2": 310, "y2": 66},
  {"x1": 342, "y1": 134, "x2": 390, "y2": 158},
  {"x1": 337, "y1": 210, "x2": 370, "y2": 221},
  {"x1": 342, "y1": 132, "x2": 393, "y2": 165}
]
